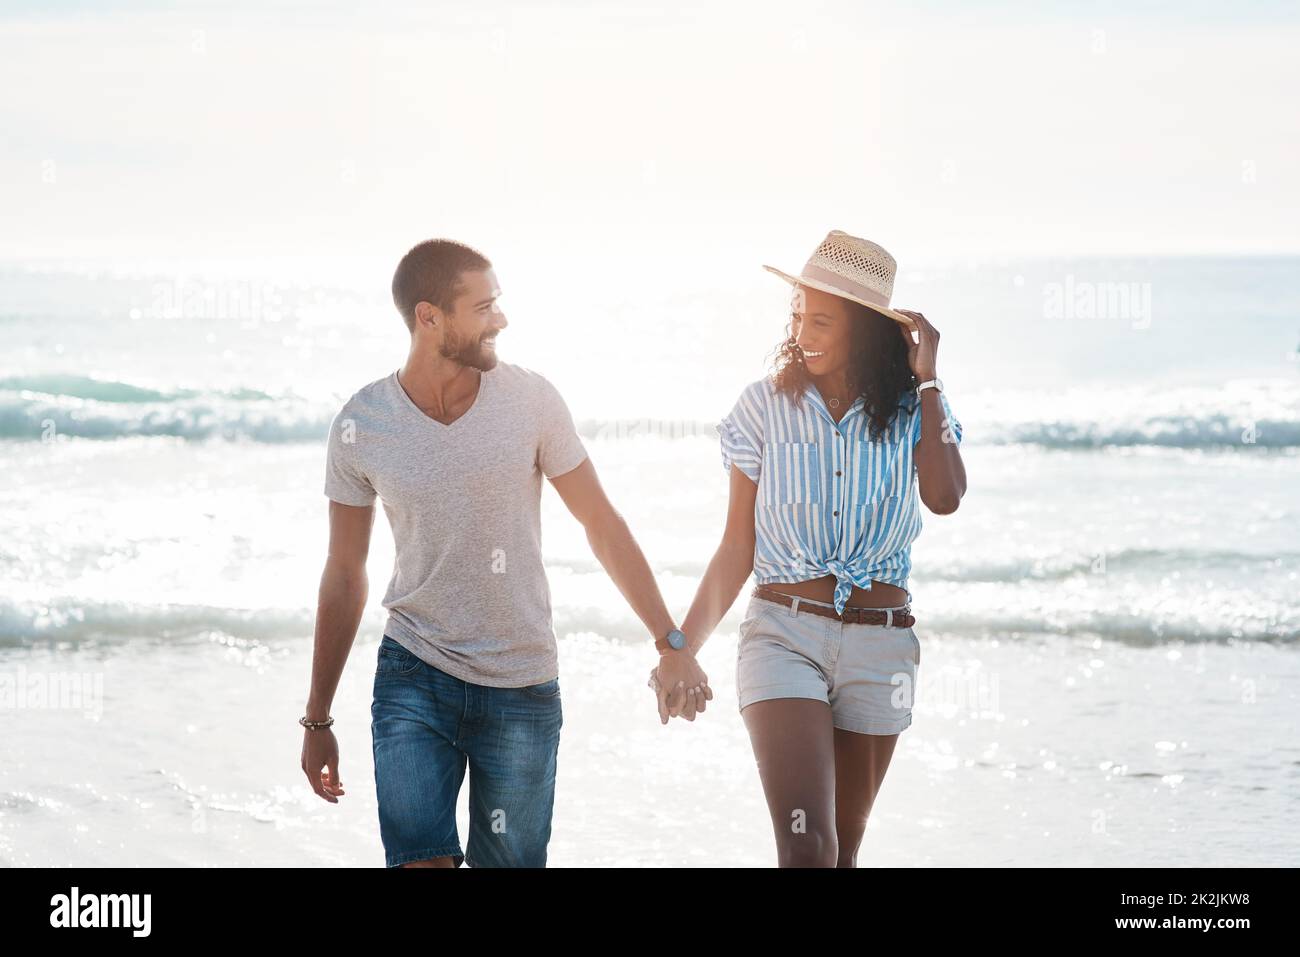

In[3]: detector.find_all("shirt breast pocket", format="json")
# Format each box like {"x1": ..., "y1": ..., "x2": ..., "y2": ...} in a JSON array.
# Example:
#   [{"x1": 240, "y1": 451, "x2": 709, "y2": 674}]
[
  {"x1": 852, "y1": 439, "x2": 901, "y2": 506},
  {"x1": 761, "y1": 441, "x2": 822, "y2": 505}
]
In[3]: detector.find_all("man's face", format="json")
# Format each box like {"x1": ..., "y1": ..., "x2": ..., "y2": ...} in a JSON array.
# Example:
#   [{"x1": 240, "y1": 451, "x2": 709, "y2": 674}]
[{"x1": 440, "y1": 268, "x2": 507, "y2": 371}]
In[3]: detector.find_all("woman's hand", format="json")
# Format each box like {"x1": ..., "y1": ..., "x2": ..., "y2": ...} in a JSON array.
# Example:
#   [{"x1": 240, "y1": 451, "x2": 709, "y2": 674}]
[
  {"x1": 895, "y1": 309, "x2": 939, "y2": 382},
  {"x1": 897, "y1": 308, "x2": 967, "y2": 512}
]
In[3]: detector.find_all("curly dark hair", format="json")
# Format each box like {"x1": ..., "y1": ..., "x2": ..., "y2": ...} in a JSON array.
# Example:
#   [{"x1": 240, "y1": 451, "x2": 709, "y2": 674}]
[{"x1": 770, "y1": 300, "x2": 917, "y2": 441}]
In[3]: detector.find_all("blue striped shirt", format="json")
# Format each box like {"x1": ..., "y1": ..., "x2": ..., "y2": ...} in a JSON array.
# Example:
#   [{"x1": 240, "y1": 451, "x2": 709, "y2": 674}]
[{"x1": 716, "y1": 376, "x2": 963, "y2": 615}]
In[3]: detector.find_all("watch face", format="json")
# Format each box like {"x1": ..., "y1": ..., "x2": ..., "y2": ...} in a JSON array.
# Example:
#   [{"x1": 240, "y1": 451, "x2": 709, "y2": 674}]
[{"x1": 668, "y1": 629, "x2": 686, "y2": 649}]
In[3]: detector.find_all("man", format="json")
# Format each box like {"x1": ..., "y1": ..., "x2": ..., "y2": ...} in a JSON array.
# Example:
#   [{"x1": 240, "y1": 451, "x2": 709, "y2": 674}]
[{"x1": 300, "y1": 238, "x2": 712, "y2": 867}]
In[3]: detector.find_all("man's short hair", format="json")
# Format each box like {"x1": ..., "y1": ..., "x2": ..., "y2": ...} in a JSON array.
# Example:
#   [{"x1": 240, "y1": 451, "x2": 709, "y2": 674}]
[{"x1": 391, "y1": 239, "x2": 492, "y2": 332}]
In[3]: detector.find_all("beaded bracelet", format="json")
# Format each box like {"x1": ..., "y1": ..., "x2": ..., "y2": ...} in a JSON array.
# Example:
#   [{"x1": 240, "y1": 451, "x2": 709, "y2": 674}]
[{"x1": 299, "y1": 715, "x2": 335, "y2": 730}]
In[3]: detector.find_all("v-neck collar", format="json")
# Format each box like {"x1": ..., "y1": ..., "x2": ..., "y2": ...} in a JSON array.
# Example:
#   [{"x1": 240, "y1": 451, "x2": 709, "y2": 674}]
[
  {"x1": 393, "y1": 366, "x2": 491, "y2": 431},
  {"x1": 804, "y1": 381, "x2": 863, "y2": 430}
]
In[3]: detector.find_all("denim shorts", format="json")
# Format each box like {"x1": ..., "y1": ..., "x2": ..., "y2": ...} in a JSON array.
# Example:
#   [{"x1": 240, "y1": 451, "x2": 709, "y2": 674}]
[
  {"x1": 735, "y1": 592, "x2": 920, "y2": 735},
  {"x1": 370, "y1": 635, "x2": 563, "y2": 867}
]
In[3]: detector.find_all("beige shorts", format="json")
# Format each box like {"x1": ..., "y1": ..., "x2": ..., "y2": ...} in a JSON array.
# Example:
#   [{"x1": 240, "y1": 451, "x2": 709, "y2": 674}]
[{"x1": 736, "y1": 592, "x2": 920, "y2": 735}]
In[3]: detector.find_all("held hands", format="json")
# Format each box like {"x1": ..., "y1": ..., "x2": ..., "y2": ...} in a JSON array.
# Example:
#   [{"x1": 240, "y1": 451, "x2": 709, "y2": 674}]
[
  {"x1": 647, "y1": 650, "x2": 713, "y2": 725},
  {"x1": 895, "y1": 309, "x2": 939, "y2": 382}
]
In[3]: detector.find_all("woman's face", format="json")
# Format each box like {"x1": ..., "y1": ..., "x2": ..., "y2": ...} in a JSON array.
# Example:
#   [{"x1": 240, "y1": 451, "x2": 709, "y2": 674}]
[{"x1": 790, "y1": 284, "x2": 854, "y2": 379}]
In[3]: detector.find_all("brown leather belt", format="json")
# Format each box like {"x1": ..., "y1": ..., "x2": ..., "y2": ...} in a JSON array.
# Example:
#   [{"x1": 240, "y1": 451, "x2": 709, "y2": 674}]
[{"x1": 752, "y1": 585, "x2": 916, "y2": 628}]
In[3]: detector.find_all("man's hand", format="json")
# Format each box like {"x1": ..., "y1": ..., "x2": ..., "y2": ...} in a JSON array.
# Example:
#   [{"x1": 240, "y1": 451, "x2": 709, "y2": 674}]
[
  {"x1": 301, "y1": 728, "x2": 346, "y2": 803},
  {"x1": 647, "y1": 651, "x2": 713, "y2": 724}
]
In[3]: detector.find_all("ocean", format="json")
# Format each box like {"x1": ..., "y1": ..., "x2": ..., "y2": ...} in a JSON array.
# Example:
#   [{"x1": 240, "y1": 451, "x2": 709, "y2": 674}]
[{"x1": 1, "y1": 255, "x2": 1297, "y2": 866}]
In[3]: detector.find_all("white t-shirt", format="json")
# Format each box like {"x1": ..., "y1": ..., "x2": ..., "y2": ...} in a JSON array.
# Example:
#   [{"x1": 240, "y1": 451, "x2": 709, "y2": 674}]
[{"x1": 323, "y1": 360, "x2": 588, "y2": 686}]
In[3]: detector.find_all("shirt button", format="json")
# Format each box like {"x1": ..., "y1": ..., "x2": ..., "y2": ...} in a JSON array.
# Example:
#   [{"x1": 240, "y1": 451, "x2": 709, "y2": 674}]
[
  {"x1": 833, "y1": 510, "x2": 839, "y2": 517},
  {"x1": 835, "y1": 470, "x2": 842, "y2": 476}
]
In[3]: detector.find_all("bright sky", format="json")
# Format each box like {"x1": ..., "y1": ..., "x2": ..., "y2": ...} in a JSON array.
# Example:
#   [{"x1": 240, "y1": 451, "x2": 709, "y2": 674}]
[{"x1": 3, "y1": 0, "x2": 1298, "y2": 287}]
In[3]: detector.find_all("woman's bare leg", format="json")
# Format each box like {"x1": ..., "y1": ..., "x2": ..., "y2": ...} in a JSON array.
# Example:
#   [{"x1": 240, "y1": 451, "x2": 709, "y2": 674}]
[
  {"x1": 831, "y1": 728, "x2": 900, "y2": 867},
  {"x1": 741, "y1": 698, "x2": 838, "y2": 867}
]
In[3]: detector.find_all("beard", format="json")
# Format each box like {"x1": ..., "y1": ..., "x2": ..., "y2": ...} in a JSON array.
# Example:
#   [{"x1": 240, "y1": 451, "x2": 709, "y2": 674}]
[{"x1": 440, "y1": 324, "x2": 497, "y2": 371}]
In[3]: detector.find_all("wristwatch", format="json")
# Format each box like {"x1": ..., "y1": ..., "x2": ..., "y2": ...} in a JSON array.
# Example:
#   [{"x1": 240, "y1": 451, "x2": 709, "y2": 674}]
[
  {"x1": 916, "y1": 378, "x2": 943, "y2": 395},
  {"x1": 655, "y1": 628, "x2": 688, "y2": 654}
]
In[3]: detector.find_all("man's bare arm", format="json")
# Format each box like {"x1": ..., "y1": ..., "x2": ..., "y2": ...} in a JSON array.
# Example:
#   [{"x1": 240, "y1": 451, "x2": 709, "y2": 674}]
[
  {"x1": 306, "y1": 500, "x2": 374, "y2": 721},
  {"x1": 548, "y1": 457, "x2": 714, "y2": 720},
  {"x1": 301, "y1": 500, "x2": 374, "y2": 803},
  {"x1": 547, "y1": 457, "x2": 676, "y2": 644}
]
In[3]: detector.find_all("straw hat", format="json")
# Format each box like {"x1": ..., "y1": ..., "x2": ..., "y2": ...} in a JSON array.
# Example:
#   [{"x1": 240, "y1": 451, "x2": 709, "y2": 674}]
[{"x1": 763, "y1": 229, "x2": 915, "y2": 331}]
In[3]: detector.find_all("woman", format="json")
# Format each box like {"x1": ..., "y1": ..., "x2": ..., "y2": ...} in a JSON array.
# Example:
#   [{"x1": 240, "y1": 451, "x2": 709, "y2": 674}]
[{"x1": 651, "y1": 229, "x2": 966, "y2": 867}]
